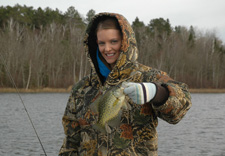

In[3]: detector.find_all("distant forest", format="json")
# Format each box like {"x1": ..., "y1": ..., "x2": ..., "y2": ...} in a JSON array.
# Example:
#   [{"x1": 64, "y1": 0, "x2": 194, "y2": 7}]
[{"x1": 0, "y1": 4, "x2": 225, "y2": 89}]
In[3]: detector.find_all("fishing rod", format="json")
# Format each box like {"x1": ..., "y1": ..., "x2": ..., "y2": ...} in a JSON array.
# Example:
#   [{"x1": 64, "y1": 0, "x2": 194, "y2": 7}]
[{"x1": 0, "y1": 52, "x2": 47, "y2": 156}]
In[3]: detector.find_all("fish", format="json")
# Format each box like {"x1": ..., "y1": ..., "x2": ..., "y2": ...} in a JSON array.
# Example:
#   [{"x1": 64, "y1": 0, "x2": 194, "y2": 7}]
[{"x1": 90, "y1": 85, "x2": 127, "y2": 133}]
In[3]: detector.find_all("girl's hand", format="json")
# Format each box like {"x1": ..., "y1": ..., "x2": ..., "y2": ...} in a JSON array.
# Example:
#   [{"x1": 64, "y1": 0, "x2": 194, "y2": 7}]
[{"x1": 122, "y1": 82, "x2": 156, "y2": 105}]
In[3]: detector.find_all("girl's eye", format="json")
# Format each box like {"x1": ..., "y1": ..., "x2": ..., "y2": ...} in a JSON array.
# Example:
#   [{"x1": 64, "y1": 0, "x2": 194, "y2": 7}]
[
  {"x1": 98, "y1": 42, "x2": 104, "y2": 46},
  {"x1": 111, "y1": 40, "x2": 118, "y2": 44}
]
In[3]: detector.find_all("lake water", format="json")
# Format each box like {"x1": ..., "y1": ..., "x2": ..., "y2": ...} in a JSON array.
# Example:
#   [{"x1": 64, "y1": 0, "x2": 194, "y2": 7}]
[{"x1": 0, "y1": 93, "x2": 225, "y2": 156}]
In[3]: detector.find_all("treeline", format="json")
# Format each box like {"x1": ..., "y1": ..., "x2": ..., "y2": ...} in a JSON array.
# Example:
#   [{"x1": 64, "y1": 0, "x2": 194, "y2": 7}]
[{"x1": 0, "y1": 4, "x2": 225, "y2": 89}]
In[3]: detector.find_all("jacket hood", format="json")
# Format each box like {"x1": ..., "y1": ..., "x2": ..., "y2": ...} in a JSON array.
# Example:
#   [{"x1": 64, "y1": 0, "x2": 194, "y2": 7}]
[{"x1": 84, "y1": 12, "x2": 138, "y2": 85}]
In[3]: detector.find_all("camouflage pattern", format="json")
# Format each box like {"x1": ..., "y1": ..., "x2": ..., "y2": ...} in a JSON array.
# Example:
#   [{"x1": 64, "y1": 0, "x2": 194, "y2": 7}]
[{"x1": 59, "y1": 12, "x2": 192, "y2": 156}]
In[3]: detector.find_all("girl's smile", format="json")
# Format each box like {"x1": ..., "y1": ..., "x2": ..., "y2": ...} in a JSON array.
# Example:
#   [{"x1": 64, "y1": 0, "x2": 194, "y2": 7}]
[{"x1": 97, "y1": 29, "x2": 122, "y2": 69}]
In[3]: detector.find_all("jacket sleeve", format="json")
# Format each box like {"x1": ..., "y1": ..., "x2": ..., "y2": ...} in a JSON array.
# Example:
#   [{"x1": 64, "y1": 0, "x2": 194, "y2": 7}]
[
  {"x1": 58, "y1": 94, "x2": 80, "y2": 156},
  {"x1": 59, "y1": 78, "x2": 88, "y2": 156},
  {"x1": 151, "y1": 71, "x2": 192, "y2": 124}
]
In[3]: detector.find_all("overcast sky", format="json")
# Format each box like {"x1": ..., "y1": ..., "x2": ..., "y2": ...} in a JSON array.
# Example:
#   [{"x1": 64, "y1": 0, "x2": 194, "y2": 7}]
[{"x1": 1, "y1": 0, "x2": 225, "y2": 42}]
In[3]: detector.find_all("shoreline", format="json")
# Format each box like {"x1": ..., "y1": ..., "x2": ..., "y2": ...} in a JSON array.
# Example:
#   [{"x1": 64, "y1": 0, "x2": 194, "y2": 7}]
[
  {"x1": 189, "y1": 88, "x2": 225, "y2": 93},
  {"x1": 1, "y1": 87, "x2": 225, "y2": 93},
  {"x1": 0, "y1": 87, "x2": 72, "y2": 93}
]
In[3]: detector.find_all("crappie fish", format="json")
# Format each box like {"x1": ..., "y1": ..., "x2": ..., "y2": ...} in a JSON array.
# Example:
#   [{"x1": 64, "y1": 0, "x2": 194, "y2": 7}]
[{"x1": 90, "y1": 85, "x2": 127, "y2": 133}]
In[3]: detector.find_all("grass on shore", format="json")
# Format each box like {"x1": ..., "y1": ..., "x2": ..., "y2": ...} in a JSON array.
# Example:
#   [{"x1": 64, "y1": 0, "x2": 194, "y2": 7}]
[{"x1": 1, "y1": 87, "x2": 225, "y2": 93}]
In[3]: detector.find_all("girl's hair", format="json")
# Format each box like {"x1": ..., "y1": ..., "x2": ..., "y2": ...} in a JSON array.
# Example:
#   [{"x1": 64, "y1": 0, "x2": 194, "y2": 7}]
[{"x1": 96, "y1": 17, "x2": 122, "y2": 36}]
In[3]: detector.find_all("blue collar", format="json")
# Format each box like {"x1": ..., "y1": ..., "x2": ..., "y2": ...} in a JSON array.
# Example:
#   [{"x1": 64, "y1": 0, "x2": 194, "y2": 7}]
[{"x1": 96, "y1": 48, "x2": 111, "y2": 80}]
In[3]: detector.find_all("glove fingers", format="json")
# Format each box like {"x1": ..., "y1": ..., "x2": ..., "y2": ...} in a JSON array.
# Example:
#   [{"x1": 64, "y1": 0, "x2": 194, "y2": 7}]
[{"x1": 124, "y1": 86, "x2": 136, "y2": 95}]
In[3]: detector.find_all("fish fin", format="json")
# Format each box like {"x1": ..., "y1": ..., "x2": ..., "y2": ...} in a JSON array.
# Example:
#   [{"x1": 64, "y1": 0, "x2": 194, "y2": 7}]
[
  {"x1": 105, "y1": 124, "x2": 112, "y2": 134},
  {"x1": 93, "y1": 123, "x2": 106, "y2": 134},
  {"x1": 90, "y1": 97, "x2": 100, "y2": 113},
  {"x1": 124, "y1": 97, "x2": 132, "y2": 110},
  {"x1": 90, "y1": 103, "x2": 97, "y2": 113},
  {"x1": 122, "y1": 101, "x2": 127, "y2": 110},
  {"x1": 108, "y1": 110, "x2": 122, "y2": 128}
]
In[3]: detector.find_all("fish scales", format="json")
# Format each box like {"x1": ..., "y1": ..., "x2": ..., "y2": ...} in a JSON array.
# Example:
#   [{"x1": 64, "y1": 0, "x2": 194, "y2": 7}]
[{"x1": 90, "y1": 86, "x2": 126, "y2": 133}]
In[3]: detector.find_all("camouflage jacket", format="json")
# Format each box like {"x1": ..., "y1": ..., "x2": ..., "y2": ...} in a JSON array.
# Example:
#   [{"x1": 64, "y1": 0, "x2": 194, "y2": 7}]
[{"x1": 59, "y1": 12, "x2": 192, "y2": 156}]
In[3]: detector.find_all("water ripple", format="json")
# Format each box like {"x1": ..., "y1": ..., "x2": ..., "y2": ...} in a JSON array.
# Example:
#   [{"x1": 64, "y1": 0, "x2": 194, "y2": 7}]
[{"x1": 1, "y1": 93, "x2": 225, "y2": 156}]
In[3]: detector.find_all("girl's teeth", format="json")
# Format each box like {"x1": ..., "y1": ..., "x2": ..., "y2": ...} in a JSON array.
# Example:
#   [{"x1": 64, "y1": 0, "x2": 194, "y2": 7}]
[{"x1": 107, "y1": 54, "x2": 114, "y2": 56}]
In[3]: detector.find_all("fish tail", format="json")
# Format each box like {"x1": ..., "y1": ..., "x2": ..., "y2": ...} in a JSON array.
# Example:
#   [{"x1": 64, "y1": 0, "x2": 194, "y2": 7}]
[{"x1": 93, "y1": 123, "x2": 106, "y2": 133}]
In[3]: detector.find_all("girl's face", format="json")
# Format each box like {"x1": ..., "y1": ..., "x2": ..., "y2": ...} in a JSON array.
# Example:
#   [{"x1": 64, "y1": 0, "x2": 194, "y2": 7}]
[{"x1": 97, "y1": 29, "x2": 122, "y2": 69}]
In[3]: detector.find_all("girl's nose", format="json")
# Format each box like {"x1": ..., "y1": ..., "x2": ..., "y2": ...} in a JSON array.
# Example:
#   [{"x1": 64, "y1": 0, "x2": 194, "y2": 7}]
[{"x1": 105, "y1": 43, "x2": 111, "y2": 52}]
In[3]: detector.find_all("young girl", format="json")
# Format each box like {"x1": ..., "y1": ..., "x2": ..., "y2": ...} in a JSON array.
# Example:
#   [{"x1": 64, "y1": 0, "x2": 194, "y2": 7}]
[{"x1": 59, "y1": 12, "x2": 192, "y2": 156}]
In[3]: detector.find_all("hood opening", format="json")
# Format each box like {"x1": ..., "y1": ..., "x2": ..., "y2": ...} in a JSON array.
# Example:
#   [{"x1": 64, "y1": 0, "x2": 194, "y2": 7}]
[
  {"x1": 84, "y1": 13, "x2": 138, "y2": 85},
  {"x1": 87, "y1": 15, "x2": 122, "y2": 84}
]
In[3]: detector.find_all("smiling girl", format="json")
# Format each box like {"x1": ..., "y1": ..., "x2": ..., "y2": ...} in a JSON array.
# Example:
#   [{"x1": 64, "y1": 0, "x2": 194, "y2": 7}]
[{"x1": 59, "y1": 13, "x2": 192, "y2": 156}]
